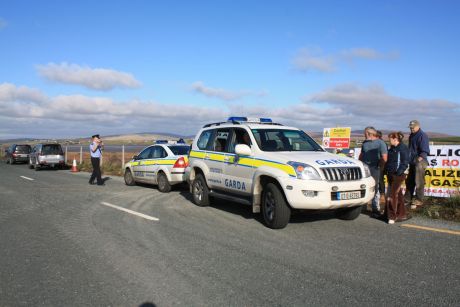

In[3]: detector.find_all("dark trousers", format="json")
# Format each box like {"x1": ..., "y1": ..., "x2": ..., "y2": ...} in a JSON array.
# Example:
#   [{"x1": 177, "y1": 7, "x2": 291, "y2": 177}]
[
  {"x1": 90, "y1": 157, "x2": 102, "y2": 185},
  {"x1": 386, "y1": 174, "x2": 407, "y2": 220},
  {"x1": 405, "y1": 160, "x2": 428, "y2": 202},
  {"x1": 379, "y1": 170, "x2": 386, "y2": 194}
]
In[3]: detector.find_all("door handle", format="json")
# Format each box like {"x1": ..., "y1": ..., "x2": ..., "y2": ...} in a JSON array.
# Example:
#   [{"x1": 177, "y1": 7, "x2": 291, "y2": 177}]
[
  {"x1": 224, "y1": 156, "x2": 230, "y2": 162},
  {"x1": 205, "y1": 154, "x2": 210, "y2": 159}
]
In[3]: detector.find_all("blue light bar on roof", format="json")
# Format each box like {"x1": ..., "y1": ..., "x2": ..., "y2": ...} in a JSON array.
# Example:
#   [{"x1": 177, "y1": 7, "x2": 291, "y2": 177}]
[
  {"x1": 227, "y1": 116, "x2": 272, "y2": 123},
  {"x1": 227, "y1": 116, "x2": 247, "y2": 122}
]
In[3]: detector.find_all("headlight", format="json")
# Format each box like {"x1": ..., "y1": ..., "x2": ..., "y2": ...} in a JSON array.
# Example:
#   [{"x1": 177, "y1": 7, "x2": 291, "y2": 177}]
[
  {"x1": 287, "y1": 161, "x2": 322, "y2": 180},
  {"x1": 363, "y1": 164, "x2": 371, "y2": 178}
]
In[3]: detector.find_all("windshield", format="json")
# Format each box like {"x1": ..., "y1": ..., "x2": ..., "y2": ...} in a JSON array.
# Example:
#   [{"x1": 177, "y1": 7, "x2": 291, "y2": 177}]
[
  {"x1": 15, "y1": 145, "x2": 31, "y2": 153},
  {"x1": 251, "y1": 129, "x2": 323, "y2": 152},
  {"x1": 42, "y1": 144, "x2": 63, "y2": 155},
  {"x1": 168, "y1": 145, "x2": 190, "y2": 156}
]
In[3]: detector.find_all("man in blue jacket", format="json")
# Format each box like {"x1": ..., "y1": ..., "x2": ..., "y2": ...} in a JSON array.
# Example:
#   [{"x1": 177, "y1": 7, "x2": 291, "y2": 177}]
[{"x1": 405, "y1": 120, "x2": 430, "y2": 208}]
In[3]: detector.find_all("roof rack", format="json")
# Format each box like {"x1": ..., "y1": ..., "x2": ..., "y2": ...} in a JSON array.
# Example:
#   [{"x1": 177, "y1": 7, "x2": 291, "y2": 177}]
[
  {"x1": 203, "y1": 117, "x2": 284, "y2": 128},
  {"x1": 202, "y1": 121, "x2": 227, "y2": 128}
]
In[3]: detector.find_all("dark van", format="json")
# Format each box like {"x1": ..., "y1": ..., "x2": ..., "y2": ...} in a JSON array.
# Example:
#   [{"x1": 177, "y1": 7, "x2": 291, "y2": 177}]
[{"x1": 5, "y1": 144, "x2": 32, "y2": 164}]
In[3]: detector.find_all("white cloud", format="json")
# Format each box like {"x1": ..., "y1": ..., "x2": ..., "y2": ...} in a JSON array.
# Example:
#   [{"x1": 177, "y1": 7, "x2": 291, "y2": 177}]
[
  {"x1": 302, "y1": 83, "x2": 460, "y2": 132},
  {"x1": 0, "y1": 18, "x2": 7, "y2": 30},
  {"x1": 0, "y1": 83, "x2": 226, "y2": 138},
  {"x1": 36, "y1": 62, "x2": 142, "y2": 91},
  {"x1": 0, "y1": 83, "x2": 47, "y2": 104},
  {"x1": 292, "y1": 48, "x2": 336, "y2": 73},
  {"x1": 191, "y1": 81, "x2": 266, "y2": 101},
  {"x1": 292, "y1": 47, "x2": 398, "y2": 73},
  {"x1": 340, "y1": 48, "x2": 399, "y2": 61},
  {"x1": 1, "y1": 82, "x2": 458, "y2": 138}
]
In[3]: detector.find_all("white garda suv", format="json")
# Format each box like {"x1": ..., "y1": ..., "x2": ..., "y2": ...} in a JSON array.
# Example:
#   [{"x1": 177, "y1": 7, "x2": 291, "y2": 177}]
[
  {"x1": 124, "y1": 140, "x2": 190, "y2": 192},
  {"x1": 186, "y1": 117, "x2": 375, "y2": 229}
]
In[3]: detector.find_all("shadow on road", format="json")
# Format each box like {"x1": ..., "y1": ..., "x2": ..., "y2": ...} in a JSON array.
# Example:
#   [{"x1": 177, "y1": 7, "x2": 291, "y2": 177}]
[{"x1": 178, "y1": 190, "x2": 368, "y2": 226}]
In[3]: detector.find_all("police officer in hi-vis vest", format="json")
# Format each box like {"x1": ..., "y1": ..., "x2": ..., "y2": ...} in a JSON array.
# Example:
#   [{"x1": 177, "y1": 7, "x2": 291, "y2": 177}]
[{"x1": 89, "y1": 134, "x2": 104, "y2": 185}]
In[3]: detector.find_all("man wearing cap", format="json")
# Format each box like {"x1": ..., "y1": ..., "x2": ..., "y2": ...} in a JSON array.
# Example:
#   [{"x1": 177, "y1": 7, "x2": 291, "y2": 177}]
[
  {"x1": 405, "y1": 120, "x2": 430, "y2": 208},
  {"x1": 89, "y1": 134, "x2": 104, "y2": 186}
]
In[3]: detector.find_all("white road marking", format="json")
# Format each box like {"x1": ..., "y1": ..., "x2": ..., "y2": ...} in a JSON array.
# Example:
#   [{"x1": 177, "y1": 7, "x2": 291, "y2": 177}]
[
  {"x1": 100, "y1": 202, "x2": 159, "y2": 221},
  {"x1": 20, "y1": 176, "x2": 34, "y2": 181}
]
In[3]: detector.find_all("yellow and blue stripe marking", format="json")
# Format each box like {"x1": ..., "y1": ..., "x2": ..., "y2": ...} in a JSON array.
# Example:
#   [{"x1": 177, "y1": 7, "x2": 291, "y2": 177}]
[{"x1": 189, "y1": 150, "x2": 296, "y2": 177}]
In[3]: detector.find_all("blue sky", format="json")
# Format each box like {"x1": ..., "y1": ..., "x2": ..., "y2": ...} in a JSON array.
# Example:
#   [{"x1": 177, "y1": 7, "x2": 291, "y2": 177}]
[{"x1": 1, "y1": 0, "x2": 459, "y2": 138}]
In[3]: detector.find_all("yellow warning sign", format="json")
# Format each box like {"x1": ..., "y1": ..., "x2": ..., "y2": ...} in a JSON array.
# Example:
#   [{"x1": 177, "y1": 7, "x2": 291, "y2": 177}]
[{"x1": 328, "y1": 127, "x2": 351, "y2": 138}]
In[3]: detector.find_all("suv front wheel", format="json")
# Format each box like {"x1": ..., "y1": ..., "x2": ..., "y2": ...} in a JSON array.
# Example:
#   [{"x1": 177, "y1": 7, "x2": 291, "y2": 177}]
[
  {"x1": 335, "y1": 205, "x2": 362, "y2": 220},
  {"x1": 192, "y1": 174, "x2": 210, "y2": 207},
  {"x1": 262, "y1": 183, "x2": 291, "y2": 229}
]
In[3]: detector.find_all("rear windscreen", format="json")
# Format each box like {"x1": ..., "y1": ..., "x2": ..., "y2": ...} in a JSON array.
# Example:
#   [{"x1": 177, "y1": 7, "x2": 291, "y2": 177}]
[
  {"x1": 15, "y1": 145, "x2": 31, "y2": 153},
  {"x1": 168, "y1": 145, "x2": 190, "y2": 156},
  {"x1": 42, "y1": 145, "x2": 63, "y2": 155}
]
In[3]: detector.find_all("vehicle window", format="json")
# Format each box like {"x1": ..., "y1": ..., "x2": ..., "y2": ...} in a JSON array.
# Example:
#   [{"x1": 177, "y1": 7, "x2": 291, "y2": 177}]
[
  {"x1": 211, "y1": 129, "x2": 231, "y2": 152},
  {"x1": 197, "y1": 130, "x2": 213, "y2": 150},
  {"x1": 137, "y1": 147, "x2": 153, "y2": 160},
  {"x1": 15, "y1": 145, "x2": 31, "y2": 153},
  {"x1": 42, "y1": 144, "x2": 63, "y2": 155},
  {"x1": 228, "y1": 128, "x2": 252, "y2": 153},
  {"x1": 251, "y1": 129, "x2": 323, "y2": 152},
  {"x1": 168, "y1": 145, "x2": 190, "y2": 156},
  {"x1": 152, "y1": 146, "x2": 167, "y2": 158}
]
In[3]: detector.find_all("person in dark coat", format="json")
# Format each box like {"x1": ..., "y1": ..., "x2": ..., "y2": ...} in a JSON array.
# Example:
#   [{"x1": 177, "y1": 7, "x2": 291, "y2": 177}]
[
  {"x1": 385, "y1": 132, "x2": 410, "y2": 224},
  {"x1": 404, "y1": 120, "x2": 430, "y2": 208}
]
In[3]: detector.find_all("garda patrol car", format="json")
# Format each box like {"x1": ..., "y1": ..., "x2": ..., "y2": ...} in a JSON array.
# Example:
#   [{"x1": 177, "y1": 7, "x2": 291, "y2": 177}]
[
  {"x1": 186, "y1": 117, "x2": 375, "y2": 229},
  {"x1": 124, "y1": 140, "x2": 190, "y2": 192}
]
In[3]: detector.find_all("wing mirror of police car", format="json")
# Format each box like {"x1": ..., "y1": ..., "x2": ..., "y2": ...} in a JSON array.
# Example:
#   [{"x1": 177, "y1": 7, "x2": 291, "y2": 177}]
[
  {"x1": 132, "y1": 155, "x2": 139, "y2": 160},
  {"x1": 235, "y1": 144, "x2": 252, "y2": 156}
]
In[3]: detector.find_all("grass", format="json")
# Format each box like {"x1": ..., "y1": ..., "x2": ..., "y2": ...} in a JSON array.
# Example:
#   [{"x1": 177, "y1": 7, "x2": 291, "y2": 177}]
[
  {"x1": 412, "y1": 196, "x2": 460, "y2": 222},
  {"x1": 430, "y1": 136, "x2": 460, "y2": 144},
  {"x1": 67, "y1": 151, "x2": 137, "y2": 176}
]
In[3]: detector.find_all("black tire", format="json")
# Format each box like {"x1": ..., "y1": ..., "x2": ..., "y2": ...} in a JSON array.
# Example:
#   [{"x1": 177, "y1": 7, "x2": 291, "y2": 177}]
[
  {"x1": 261, "y1": 182, "x2": 291, "y2": 229},
  {"x1": 192, "y1": 173, "x2": 210, "y2": 207},
  {"x1": 335, "y1": 205, "x2": 362, "y2": 220},
  {"x1": 35, "y1": 164, "x2": 41, "y2": 171},
  {"x1": 124, "y1": 169, "x2": 136, "y2": 186},
  {"x1": 6, "y1": 158, "x2": 10, "y2": 164},
  {"x1": 157, "y1": 172, "x2": 171, "y2": 193}
]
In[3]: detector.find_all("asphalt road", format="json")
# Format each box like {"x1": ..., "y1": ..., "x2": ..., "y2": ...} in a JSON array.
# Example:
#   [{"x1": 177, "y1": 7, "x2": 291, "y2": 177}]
[{"x1": 0, "y1": 162, "x2": 459, "y2": 306}]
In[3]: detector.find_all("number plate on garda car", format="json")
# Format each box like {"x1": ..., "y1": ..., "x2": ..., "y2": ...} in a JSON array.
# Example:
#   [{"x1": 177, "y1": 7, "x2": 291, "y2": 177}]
[{"x1": 337, "y1": 191, "x2": 362, "y2": 200}]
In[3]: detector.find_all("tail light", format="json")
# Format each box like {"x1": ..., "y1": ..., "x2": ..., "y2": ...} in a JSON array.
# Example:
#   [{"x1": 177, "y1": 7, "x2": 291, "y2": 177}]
[
  {"x1": 12, "y1": 153, "x2": 17, "y2": 157},
  {"x1": 173, "y1": 157, "x2": 188, "y2": 168}
]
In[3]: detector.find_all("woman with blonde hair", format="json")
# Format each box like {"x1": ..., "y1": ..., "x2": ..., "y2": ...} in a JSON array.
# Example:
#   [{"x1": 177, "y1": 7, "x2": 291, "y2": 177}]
[{"x1": 384, "y1": 132, "x2": 410, "y2": 224}]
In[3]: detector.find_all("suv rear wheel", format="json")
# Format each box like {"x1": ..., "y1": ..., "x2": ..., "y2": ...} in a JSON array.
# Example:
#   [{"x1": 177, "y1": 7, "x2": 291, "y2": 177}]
[
  {"x1": 157, "y1": 172, "x2": 171, "y2": 193},
  {"x1": 192, "y1": 174, "x2": 210, "y2": 207},
  {"x1": 335, "y1": 205, "x2": 362, "y2": 220},
  {"x1": 262, "y1": 183, "x2": 291, "y2": 229}
]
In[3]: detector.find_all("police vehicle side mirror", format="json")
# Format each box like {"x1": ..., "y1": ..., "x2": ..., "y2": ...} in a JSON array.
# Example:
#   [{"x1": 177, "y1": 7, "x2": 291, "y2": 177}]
[
  {"x1": 235, "y1": 144, "x2": 252, "y2": 156},
  {"x1": 132, "y1": 155, "x2": 139, "y2": 160}
]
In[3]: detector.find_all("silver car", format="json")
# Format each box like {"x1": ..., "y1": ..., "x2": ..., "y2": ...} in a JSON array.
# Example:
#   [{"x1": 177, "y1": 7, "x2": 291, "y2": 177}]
[{"x1": 29, "y1": 143, "x2": 65, "y2": 170}]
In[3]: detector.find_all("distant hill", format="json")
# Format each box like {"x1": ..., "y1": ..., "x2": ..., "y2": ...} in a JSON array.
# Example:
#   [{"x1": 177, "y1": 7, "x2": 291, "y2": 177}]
[{"x1": 1, "y1": 130, "x2": 458, "y2": 146}]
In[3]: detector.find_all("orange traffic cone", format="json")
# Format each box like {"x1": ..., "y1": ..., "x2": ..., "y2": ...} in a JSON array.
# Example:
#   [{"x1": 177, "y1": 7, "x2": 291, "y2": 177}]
[{"x1": 71, "y1": 158, "x2": 79, "y2": 172}]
